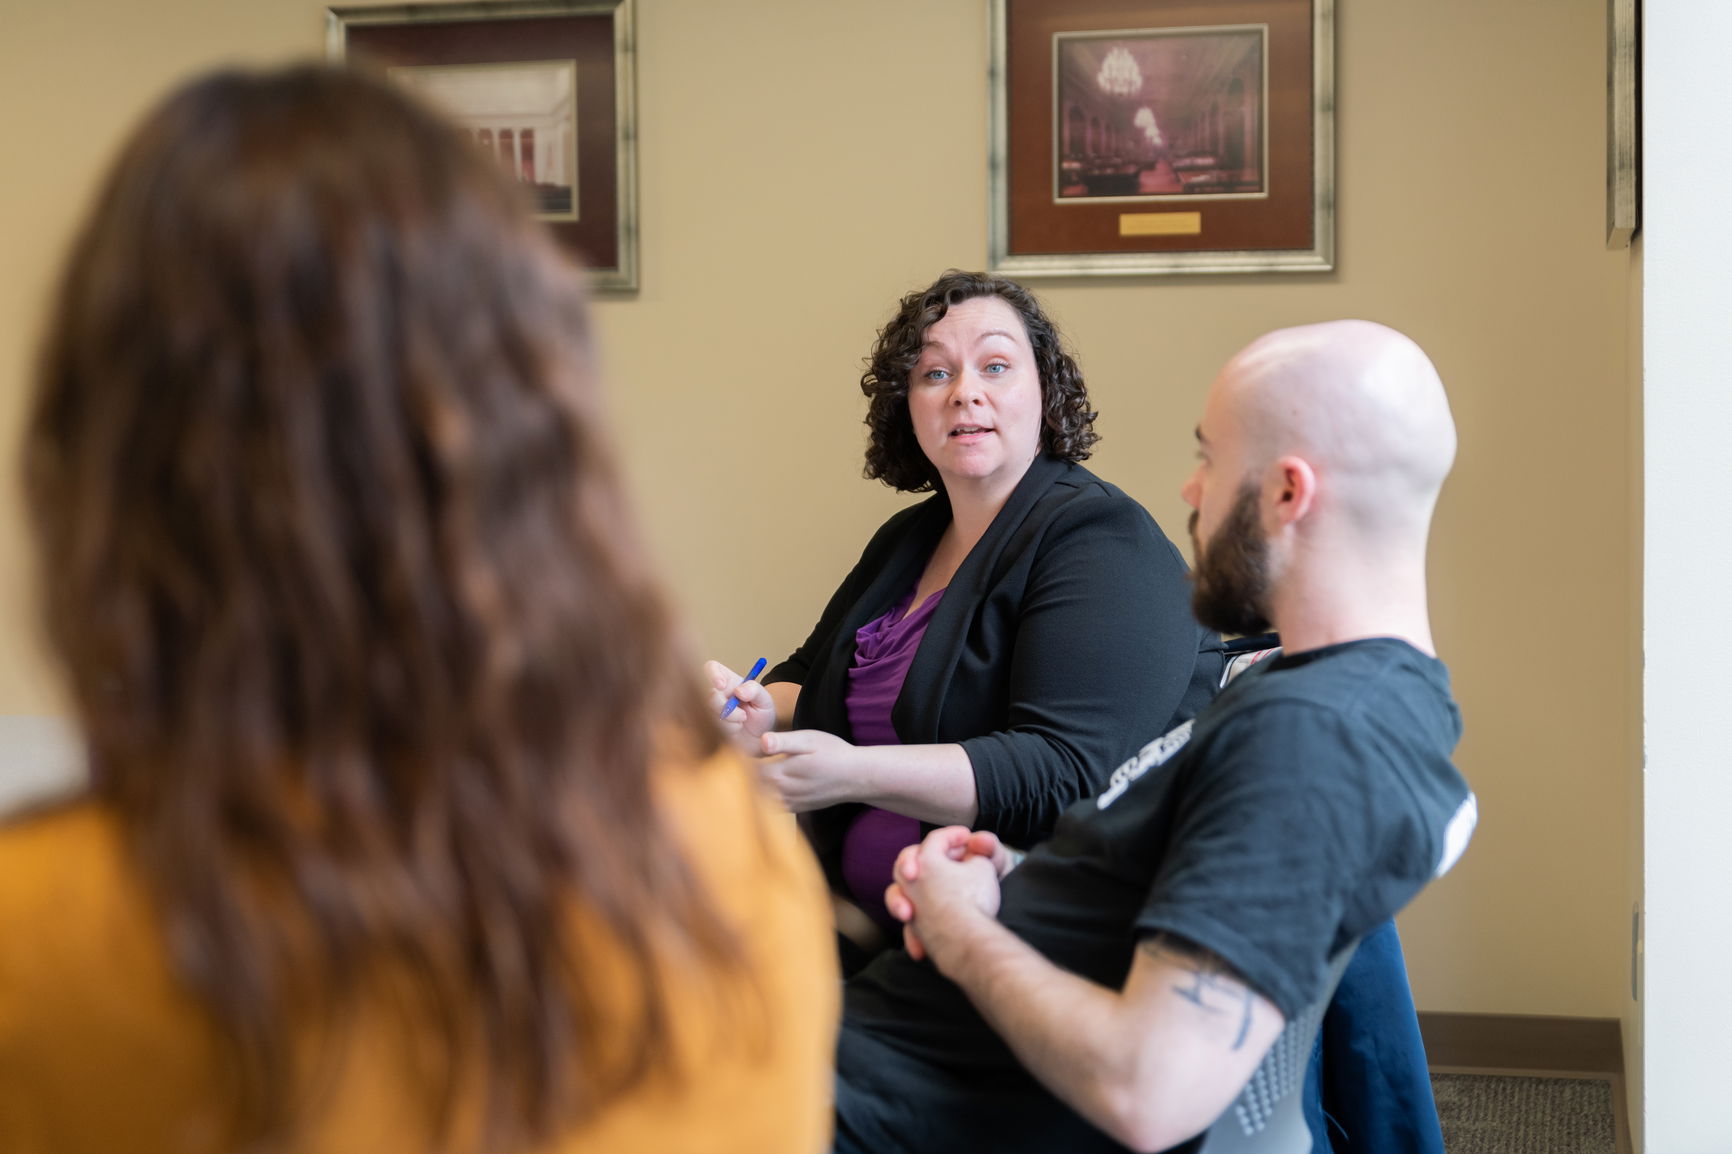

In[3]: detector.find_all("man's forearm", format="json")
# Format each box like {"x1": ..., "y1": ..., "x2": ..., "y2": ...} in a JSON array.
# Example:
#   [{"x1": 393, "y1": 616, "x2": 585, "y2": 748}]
[
  {"x1": 926, "y1": 916, "x2": 1280, "y2": 1153},
  {"x1": 927, "y1": 910, "x2": 1166, "y2": 1149}
]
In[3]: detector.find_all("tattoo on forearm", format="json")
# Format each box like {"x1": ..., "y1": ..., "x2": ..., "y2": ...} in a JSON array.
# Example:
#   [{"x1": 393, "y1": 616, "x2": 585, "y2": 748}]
[{"x1": 1143, "y1": 936, "x2": 1256, "y2": 1050}]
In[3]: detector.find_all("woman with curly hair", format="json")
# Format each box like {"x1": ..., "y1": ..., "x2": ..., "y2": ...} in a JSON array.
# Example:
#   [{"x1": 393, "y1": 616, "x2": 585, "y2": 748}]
[
  {"x1": 0, "y1": 64, "x2": 836, "y2": 1154},
  {"x1": 707, "y1": 270, "x2": 1222, "y2": 967}
]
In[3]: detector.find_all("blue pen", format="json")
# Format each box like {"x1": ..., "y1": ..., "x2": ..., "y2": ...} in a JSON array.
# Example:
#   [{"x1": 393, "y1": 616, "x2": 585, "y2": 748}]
[{"x1": 721, "y1": 658, "x2": 768, "y2": 719}]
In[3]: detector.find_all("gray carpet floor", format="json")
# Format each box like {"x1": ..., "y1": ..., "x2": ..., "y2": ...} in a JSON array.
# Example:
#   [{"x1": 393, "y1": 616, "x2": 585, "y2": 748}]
[{"x1": 1432, "y1": 1072, "x2": 1619, "y2": 1154}]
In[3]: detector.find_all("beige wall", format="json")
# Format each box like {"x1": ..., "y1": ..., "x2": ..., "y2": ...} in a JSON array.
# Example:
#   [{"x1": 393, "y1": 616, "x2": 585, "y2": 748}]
[
  {"x1": 0, "y1": 0, "x2": 1638, "y2": 1018},
  {"x1": 1623, "y1": 227, "x2": 1644, "y2": 1151}
]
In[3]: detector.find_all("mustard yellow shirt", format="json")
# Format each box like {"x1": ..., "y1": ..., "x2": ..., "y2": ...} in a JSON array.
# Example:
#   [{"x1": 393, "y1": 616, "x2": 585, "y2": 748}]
[{"x1": 0, "y1": 750, "x2": 838, "y2": 1153}]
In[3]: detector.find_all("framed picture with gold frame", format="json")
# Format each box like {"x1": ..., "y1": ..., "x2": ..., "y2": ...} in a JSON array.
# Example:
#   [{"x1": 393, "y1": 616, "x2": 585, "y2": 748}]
[
  {"x1": 1605, "y1": 0, "x2": 1639, "y2": 248},
  {"x1": 989, "y1": 0, "x2": 1333, "y2": 278},
  {"x1": 328, "y1": 0, "x2": 638, "y2": 294}
]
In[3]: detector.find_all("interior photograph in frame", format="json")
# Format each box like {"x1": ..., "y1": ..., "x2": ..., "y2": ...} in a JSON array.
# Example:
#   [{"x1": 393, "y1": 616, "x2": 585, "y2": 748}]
[
  {"x1": 328, "y1": 0, "x2": 638, "y2": 294},
  {"x1": 990, "y1": 0, "x2": 1333, "y2": 278}
]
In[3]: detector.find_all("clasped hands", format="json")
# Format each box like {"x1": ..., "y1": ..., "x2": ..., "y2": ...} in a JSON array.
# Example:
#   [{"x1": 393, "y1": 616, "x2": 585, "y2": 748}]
[{"x1": 883, "y1": 826, "x2": 1015, "y2": 967}]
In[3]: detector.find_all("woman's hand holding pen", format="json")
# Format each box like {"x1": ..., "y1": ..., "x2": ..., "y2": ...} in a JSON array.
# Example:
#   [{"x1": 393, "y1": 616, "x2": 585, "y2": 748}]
[
  {"x1": 703, "y1": 660, "x2": 978, "y2": 822},
  {"x1": 703, "y1": 659, "x2": 777, "y2": 752},
  {"x1": 701, "y1": 657, "x2": 861, "y2": 811}
]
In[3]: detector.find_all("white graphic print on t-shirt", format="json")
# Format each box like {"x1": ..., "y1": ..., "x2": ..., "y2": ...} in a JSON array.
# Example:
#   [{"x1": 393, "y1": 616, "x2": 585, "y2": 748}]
[
  {"x1": 1436, "y1": 793, "x2": 1478, "y2": 878},
  {"x1": 1097, "y1": 720, "x2": 1194, "y2": 810}
]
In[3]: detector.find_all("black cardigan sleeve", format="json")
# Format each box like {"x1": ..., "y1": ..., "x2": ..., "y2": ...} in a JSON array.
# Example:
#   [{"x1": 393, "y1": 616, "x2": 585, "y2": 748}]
[{"x1": 957, "y1": 489, "x2": 1216, "y2": 847}]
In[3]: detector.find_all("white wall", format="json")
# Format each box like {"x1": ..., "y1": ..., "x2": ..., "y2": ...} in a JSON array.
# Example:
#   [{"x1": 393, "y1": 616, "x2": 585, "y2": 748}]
[
  {"x1": 0, "y1": 717, "x2": 82, "y2": 813},
  {"x1": 1641, "y1": 3, "x2": 1732, "y2": 1149}
]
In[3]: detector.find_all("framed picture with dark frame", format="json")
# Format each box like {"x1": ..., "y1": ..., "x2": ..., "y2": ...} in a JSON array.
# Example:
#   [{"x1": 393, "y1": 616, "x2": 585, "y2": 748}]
[
  {"x1": 328, "y1": 0, "x2": 638, "y2": 294},
  {"x1": 989, "y1": 0, "x2": 1333, "y2": 278}
]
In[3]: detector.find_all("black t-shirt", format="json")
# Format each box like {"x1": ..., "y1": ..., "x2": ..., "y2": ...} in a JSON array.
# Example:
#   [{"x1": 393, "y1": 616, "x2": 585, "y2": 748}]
[{"x1": 836, "y1": 638, "x2": 1476, "y2": 1154}]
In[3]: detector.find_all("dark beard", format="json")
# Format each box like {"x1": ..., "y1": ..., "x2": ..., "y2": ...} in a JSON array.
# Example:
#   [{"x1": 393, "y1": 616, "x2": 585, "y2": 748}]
[{"x1": 1189, "y1": 483, "x2": 1273, "y2": 637}]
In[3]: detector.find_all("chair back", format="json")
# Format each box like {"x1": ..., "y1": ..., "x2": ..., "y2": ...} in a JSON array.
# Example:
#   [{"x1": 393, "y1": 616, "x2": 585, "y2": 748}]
[
  {"x1": 1219, "y1": 633, "x2": 1282, "y2": 688},
  {"x1": 1193, "y1": 940, "x2": 1359, "y2": 1153}
]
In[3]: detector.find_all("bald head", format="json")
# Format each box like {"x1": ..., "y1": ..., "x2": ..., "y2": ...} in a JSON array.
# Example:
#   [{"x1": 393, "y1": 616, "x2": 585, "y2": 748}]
[{"x1": 1216, "y1": 320, "x2": 1456, "y2": 535}]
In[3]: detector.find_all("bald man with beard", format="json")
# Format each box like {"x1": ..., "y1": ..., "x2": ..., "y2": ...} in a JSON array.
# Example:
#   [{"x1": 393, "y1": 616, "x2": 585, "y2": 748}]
[{"x1": 830, "y1": 321, "x2": 1479, "y2": 1154}]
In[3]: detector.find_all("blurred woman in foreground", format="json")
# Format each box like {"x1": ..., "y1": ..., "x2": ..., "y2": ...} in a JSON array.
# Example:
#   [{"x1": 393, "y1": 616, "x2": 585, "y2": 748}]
[{"x1": 0, "y1": 65, "x2": 835, "y2": 1154}]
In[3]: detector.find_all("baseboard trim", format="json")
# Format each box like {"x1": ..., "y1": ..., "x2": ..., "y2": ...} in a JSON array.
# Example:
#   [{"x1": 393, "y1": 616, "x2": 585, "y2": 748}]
[{"x1": 1418, "y1": 1012, "x2": 1623, "y2": 1075}]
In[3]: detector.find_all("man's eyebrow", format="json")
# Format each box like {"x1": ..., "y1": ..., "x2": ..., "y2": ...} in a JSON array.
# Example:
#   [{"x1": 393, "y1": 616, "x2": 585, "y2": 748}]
[{"x1": 1194, "y1": 426, "x2": 1207, "y2": 444}]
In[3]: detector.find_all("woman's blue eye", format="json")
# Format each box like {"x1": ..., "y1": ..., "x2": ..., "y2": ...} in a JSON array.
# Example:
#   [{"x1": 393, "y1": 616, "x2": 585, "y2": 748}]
[
  {"x1": 983, "y1": 362, "x2": 1008, "y2": 375},
  {"x1": 923, "y1": 367, "x2": 950, "y2": 382}
]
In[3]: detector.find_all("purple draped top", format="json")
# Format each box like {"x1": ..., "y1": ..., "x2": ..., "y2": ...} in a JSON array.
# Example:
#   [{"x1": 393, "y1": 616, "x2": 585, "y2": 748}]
[{"x1": 840, "y1": 587, "x2": 945, "y2": 927}]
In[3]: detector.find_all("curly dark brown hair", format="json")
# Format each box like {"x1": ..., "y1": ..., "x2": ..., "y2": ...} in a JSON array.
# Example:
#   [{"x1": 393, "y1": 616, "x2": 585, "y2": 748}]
[{"x1": 860, "y1": 270, "x2": 1099, "y2": 492}]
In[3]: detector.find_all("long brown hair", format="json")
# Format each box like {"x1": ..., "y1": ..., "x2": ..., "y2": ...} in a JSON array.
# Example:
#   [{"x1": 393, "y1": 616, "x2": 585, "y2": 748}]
[{"x1": 25, "y1": 64, "x2": 741, "y2": 1150}]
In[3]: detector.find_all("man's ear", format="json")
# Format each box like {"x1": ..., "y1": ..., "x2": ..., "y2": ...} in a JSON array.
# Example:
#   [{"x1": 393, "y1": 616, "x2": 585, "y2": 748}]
[{"x1": 1264, "y1": 455, "x2": 1317, "y2": 529}]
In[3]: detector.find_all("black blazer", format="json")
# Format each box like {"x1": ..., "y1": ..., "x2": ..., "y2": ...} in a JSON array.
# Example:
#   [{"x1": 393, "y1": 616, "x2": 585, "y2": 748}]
[{"x1": 767, "y1": 455, "x2": 1223, "y2": 892}]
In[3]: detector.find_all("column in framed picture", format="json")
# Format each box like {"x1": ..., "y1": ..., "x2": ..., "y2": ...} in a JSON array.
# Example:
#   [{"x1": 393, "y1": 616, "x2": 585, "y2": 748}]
[{"x1": 392, "y1": 61, "x2": 580, "y2": 220}]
